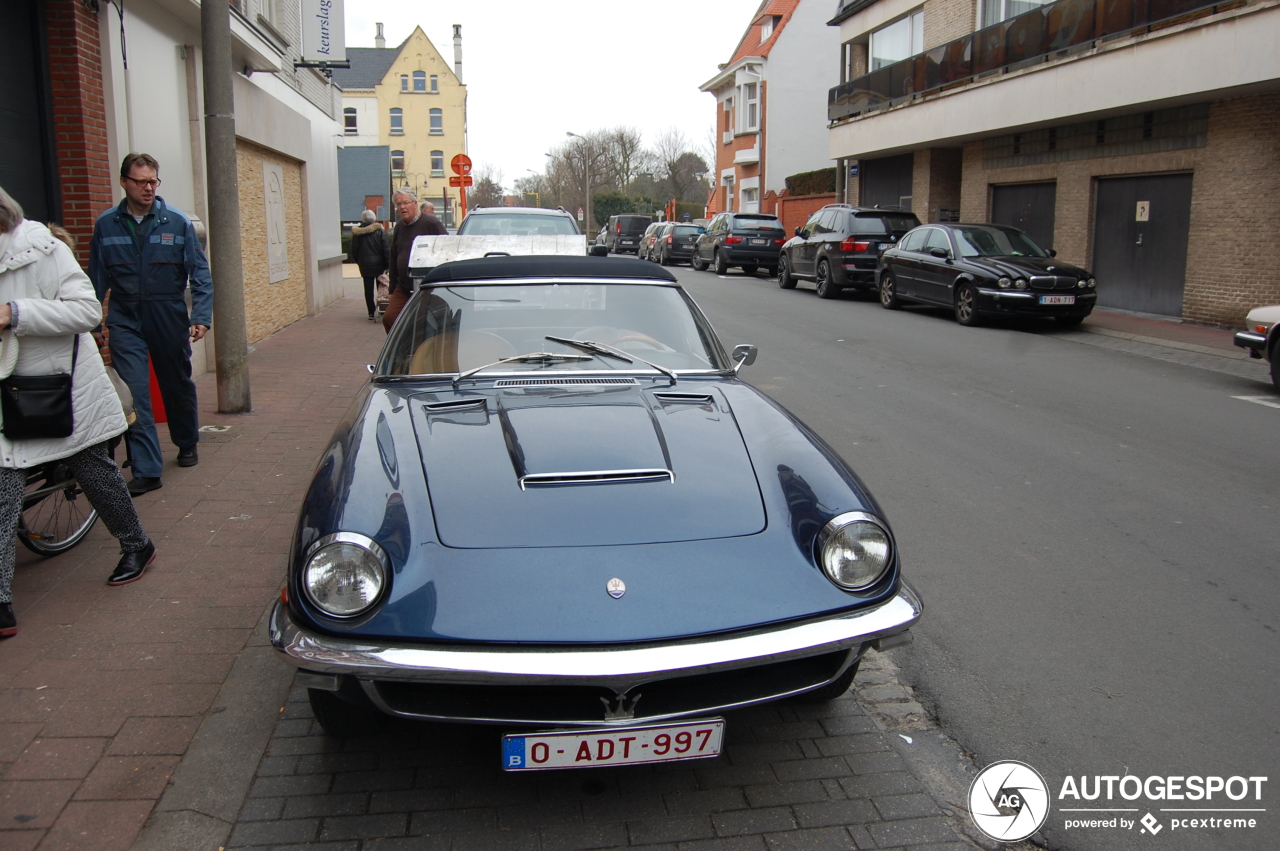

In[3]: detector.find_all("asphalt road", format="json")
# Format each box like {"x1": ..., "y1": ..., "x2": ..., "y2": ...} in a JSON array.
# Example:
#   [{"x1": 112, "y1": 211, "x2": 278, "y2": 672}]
[{"x1": 666, "y1": 261, "x2": 1279, "y2": 851}]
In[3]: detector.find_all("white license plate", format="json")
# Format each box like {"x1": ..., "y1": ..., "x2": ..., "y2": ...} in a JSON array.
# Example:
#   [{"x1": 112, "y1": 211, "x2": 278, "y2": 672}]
[
  {"x1": 749, "y1": 238, "x2": 766, "y2": 245},
  {"x1": 1040, "y1": 295, "x2": 1076, "y2": 305},
  {"x1": 879, "y1": 243, "x2": 893, "y2": 251},
  {"x1": 621, "y1": 240, "x2": 634, "y2": 245},
  {"x1": 502, "y1": 718, "x2": 725, "y2": 771}
]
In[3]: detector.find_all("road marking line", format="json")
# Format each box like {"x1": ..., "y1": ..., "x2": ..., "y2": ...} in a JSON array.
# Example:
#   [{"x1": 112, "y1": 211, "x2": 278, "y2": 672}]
[{"x1": 1231, "y1": 395, "x2": 1280, "y2": 409}]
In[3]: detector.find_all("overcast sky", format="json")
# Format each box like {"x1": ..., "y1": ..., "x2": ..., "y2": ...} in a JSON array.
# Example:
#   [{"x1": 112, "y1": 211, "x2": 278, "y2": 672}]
[{"x1": 341, "y1": 1, "x2": 767, "y2": 188}]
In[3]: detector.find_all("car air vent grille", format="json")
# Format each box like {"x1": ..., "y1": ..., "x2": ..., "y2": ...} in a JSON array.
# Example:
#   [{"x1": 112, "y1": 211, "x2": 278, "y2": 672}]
[
  {"x1": 494, "y1": 377, "x2": 639, "y2": 387},
  {"x1": 654, "y1": 392, "x2": 715, "y2": 405},
  {"x1": 520, "y1": 469, "x2": 674, "y2": 490},
  {"x1": 1030, "y1": 275, "x2": 1077, "y2": 291}
]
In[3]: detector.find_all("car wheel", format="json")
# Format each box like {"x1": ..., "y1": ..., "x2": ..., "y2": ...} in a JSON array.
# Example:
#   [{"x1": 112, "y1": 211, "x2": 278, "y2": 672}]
[
  {"x1": 308, "y1": 688, "x2": 384, "y2": 737},
  {"x1": 955, "y1": 282, "x2": 983, "y2": 326},
  {"x1": 691, "y1": 250, "x2": 707, "y2": 271},
  {"x1": 794, "y1": 660, "x2": 861, "y2": 703},
  {"x1": 778, "y1": 255, "x2": 797, "y2": 289},
  {"x1": 879, "y1": 271, "x2": 901, "y2": 309},
  {"x1": 659, "y1": 250, "x2": 670, "y2": 266},
  {"x1": 815, "y1": 260, "x2": 839, "y2": 299},
  {"x1": 1271, "y1": 344, "x2": 1280, "y2": 393},
  {"x1": 714, "y1": 250, "x2": 729, "y2": 275},
  {"x1": 1056, "y1": 315, "x2": 1086, "y2": 328}
]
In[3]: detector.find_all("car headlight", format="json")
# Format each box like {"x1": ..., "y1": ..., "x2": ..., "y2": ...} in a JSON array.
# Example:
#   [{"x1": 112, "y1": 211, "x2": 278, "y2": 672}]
[
  {"x1": 1088, "y1": 278, "x2": 1097, "y2": 289},
  {"x1": 302, "y1": 532, "x2": 388, "y2": 618},
  {"x1": 1077, "y1": 278, "x2": 1086, "y2": 288},
  {"x1": 1014, "y1": 278, "x2": 1028, "y2": 290},
  {"x1": 816, "y1": 512, "x2": 894, "y2": 591},
  {"x1": 997, "y1": 277, "x2": 1012, "y2": 289}
]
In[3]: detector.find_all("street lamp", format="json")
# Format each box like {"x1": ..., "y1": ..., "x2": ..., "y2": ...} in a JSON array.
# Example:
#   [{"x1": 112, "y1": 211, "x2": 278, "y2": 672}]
[{"x1": 567, "y1": 131, "x2": 591, "y2": 232}]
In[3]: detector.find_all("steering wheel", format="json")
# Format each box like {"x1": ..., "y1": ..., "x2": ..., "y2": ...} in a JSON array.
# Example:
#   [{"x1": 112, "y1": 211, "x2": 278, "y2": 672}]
[{"x1": 604, "y1": 332, "x2": 671, "y2": 351}]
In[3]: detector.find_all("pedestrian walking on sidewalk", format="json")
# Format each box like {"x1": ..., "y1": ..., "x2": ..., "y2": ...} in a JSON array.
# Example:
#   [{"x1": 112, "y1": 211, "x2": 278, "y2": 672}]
[
  {"x1": 383, "y1": 188, "x2": 446, "y2": 333},
  {"x1": 88, "y1": 153, "x2": 213, "y2": 496},
  {"x1": 349, "y1": 210, "x2": 389, "y2": 321},
  {"x1": 0, "y1": 185, "x2": 156, "y2": 636}
]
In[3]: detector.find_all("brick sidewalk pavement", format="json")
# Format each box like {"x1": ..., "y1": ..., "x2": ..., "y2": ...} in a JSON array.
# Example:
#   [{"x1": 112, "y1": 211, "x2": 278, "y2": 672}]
[{"x1": 0, "y1": 281, "x2": 388, "y2": 850}]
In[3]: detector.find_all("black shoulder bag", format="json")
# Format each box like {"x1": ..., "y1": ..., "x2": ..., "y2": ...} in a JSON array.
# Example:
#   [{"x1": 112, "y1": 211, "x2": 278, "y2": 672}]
[{"x1": 1, "y1": 335, "x2": 78, "y2": 440}]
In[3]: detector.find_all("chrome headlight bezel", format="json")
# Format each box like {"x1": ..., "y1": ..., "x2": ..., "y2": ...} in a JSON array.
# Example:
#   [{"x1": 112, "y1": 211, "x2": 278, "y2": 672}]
[
  {"x1": 1014, "y1": 278, "x2": 1028, "y2": 290},
  {"x1": 815, "y1": 511, "x2": 896, "y2": 592},
  {"x1": 997, "y1": 276, "x2": 1013, "y2": 289},
  {"x1": 301, "y1": 532, "x2": 390, "y2": 619}
]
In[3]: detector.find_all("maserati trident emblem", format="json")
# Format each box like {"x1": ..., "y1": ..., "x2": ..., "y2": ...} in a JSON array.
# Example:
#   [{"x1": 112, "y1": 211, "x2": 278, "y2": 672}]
[
  {"x1": 606, "y1": 578, "x2": 626, "y2": 599},
  {"x1": 601, "y1": 693, "x2": 642, "y2": 720}
]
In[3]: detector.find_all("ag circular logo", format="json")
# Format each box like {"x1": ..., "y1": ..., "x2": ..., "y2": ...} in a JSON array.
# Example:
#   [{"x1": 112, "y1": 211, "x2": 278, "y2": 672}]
[{"x1": 968, "y1": 760, "x2": 1050, "y2": 842}]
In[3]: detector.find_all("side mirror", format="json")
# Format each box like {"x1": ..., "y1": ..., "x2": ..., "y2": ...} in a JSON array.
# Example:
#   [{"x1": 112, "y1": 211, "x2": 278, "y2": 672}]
[
  {"x1": 731, "y1": 344, "x2": 758, "y2": 374},
  {"x1": 589, "y1": 243, "x2": 609, "y2": 256},
  {"x1": 1048, "y1": 249, "x2": 1057, "y2": 257},
  {"x1": 929, "y1": 247, "x2": 950, "y2": 259},
  {"x1": 366, "y1": 364, "x2": 375, "y2": 374}
]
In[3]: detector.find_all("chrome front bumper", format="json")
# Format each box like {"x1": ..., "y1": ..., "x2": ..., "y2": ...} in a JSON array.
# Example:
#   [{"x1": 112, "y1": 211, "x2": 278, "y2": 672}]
[{"x1": 269, "y1": 583, "x2": 922, "y2": 694}]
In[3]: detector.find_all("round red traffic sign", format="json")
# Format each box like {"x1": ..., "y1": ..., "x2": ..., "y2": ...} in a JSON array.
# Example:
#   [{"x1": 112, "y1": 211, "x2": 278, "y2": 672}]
[{"x1": 451, "y1": 154, "x2": 472, "y2": 176}]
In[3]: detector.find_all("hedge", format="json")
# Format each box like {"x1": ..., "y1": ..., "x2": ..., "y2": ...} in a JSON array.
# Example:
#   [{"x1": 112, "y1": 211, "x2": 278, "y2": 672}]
[{"x1": 784, "y1": 167, "x2": 837, "y2": 197}]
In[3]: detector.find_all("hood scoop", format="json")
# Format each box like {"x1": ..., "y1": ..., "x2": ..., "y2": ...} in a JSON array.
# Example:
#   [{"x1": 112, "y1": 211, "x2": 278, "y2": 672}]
[
  {"x1": 494, "y1": 377, "x2": 638, "y2": 388},
  {"x1": 411, "y1": 387, "x2": 765, "y2": 548}
]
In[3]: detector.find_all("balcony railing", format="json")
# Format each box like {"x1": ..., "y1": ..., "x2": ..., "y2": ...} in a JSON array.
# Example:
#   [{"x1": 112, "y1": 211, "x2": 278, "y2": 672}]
[{"x1": 829, "y1": 0, "x2": 1233, "y2": 121}]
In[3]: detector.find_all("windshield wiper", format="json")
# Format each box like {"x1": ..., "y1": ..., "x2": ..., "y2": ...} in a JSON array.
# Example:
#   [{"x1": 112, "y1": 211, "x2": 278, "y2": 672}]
[
  {"x1": 453, "y1": 351, "x2": 593, "y2": 386},
  {"x1": 545, "y1": 335, "x2": 676, "y2": 383}
]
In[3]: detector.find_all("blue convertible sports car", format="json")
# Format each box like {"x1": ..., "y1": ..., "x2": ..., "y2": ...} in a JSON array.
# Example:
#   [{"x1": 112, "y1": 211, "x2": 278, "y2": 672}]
[{"x1": 270, "y1": 255, "x2": 921, "y2": 770}]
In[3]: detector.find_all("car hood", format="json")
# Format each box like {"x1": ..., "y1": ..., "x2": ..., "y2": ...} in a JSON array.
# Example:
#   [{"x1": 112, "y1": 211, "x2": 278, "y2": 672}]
[
  {"x1": 409, "y1": 384, "x2": 765, "y2": 548},
  {"x1": 1244, "y1": 304, "x2": 1280, "y2": 326},
  {"x1": 965, "y1": 256, "x2": 1089, "y2": 279}
]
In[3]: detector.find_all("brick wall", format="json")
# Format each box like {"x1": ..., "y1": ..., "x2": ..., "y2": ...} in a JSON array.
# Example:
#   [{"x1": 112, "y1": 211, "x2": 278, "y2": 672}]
[
  {"x1": 911, "y1": 148, "x2": 962, "y2": 222},
  {"x1": 923, "y1": 0, "x2": 977, "y2": 50},
  {"x1": 770, "y1": 191, "x2": 836, "y2": 236},
  {"x1": 957, "y1": 91, "x2": 1280, "y2": 326},
  {"x1": 236, "y1": 141, "x2": 308, "y2": 343},
  {"x1": 1182, "y1": 92, "x2": 1280, "y2": 326},
  {"x1": 44, "y1": 0, "x2": 115, "y2": 266}
]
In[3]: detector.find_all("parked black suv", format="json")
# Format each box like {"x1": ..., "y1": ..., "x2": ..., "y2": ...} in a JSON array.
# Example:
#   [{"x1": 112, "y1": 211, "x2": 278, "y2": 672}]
[
  {"x1": 651, "y1": 222, "x2": 705, "y2": 265},
  {"x1": 691, "y1": 212, "x2": 786, "y2": 276},
  {"x1": 604, "y1": 215, "x2": 652, "y2": 254},
  {"x1": 778, "y1": 205, "x2": 920, "y2": 299}
]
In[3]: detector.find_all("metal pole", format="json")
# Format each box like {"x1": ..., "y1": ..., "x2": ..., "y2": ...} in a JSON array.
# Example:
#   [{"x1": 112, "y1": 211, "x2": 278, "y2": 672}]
[{"x1": 201, "y1": 0, "x2": 251, "y2": 412}]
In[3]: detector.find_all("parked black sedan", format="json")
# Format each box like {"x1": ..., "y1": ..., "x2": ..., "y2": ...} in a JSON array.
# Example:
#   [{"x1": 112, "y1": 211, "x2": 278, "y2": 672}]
[{"x1": 877, "y1": 223, "x2": 1097, "y2": 326}]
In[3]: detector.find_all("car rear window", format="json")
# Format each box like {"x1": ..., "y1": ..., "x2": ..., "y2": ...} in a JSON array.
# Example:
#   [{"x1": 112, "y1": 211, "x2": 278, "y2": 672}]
[
  {"x1": 851, "y1": 213, "x2": 920, "y2": 235},
  {"x1": 732, "y1": 215, "x2": 783, "y2": 231},
  {"x1": 617, "y1": 216, "x2": 651, "y2": 234},
  {"x1": 672, "y1": 226, "x2": 703, "y2": 236},
  {"x1": 459, "y1": 214, "x2": 580, "y2": 236}
]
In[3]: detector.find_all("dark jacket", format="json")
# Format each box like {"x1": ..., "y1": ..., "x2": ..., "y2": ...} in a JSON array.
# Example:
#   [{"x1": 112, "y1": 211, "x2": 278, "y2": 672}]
[
  {"x1": 388, "y1": 213, "x2": 447, "y2": 295},
  {"x1": 87, "y1": 196, "x2": 214, "y2": 327},
  {"x1": 349, "y1": 223, "x2": 389, "y2": 279}
]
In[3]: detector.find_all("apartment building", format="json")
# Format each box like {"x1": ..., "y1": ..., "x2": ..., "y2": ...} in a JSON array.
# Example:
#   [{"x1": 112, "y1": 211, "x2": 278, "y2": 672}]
[
  {"x1": 333, "y1": 24, "x2": 467, "y2": 226},
  {"x1": 827, "y1": 0, "x2": 1280, "y2": 325},
  {"x1": 702, "y1": 0, "x2": 841, "y2": 214}
]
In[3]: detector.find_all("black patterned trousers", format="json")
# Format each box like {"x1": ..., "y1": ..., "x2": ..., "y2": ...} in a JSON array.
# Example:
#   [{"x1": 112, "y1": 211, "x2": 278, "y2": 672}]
[{"x1": 0, "y1": 441, "x2": 150, "y2": 603}]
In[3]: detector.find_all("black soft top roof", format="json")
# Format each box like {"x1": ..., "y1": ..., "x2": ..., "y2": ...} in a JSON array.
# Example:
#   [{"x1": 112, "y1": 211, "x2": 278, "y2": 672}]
[{"x1": 421, "y1": 255, "x2": 678, "y2": 284}]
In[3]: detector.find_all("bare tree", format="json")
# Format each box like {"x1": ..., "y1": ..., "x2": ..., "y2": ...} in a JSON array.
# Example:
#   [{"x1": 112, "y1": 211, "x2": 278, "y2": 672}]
[
  {"x1": 470, "y1": 165, "x2": 505, "y2": 208},
  {"x1": 513, "y1": 173, "x2": 550, "y2": 207},
  {"x1": 653, "y1": 128, "x2": 710, "y2": 202},
  {"x1": 599, "y1": 126, "x2": 653, "y2": 194}
]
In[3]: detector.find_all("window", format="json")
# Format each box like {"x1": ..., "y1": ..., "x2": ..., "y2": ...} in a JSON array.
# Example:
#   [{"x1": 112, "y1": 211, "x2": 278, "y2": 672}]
[
  {"x1": 390, "y1": 108, "x2": 403, "y2": 135},
  {"x1": 722, "y1": 98, "x2": 734, "y2": 142},
  {"x1": 391, "y1": 150, "x2": 405, "y2": 171},
  {"x1": 343, "y1": 107, "x2": 357, "y2": 135},
  {"x1": 870, "y1": 10, "x2": 924, "y2": 71},
  {"x1": 924, "y1": 228, "x2": 952, "y2": 255},
  {"x1": 900, "y1": 229, "x2": 928, "y2": 252},
  {"x1": 431, "y1": 150, "x2": 445, "y2": 176},
  {"x1": 429, "y1": 108, "x2": 443, "y2": 135},
  {"x1": 760, "y1": 16, "x2": 776, "y2": 40},
  {"x1": 724, "y1": 178, "x2": 735, "y2": 211},
  {"x1": 400, "y1": 74, "x2": 409, "y2": 92},
  {"x1": 981, "y1": 0, "x2": 1051, "y2": 28},
  {"x1": 741, "y1": 187, "x2": 759, "y2": 212},
  {"x1": 413, "y1": 71, "x2": 426, "y2": 92},
  {"x1": 741, "y1": 82, "x2": 759, "y2": 131},
  {"x1": 430, "y1": 75, "x2": 438, "y2": 93}
]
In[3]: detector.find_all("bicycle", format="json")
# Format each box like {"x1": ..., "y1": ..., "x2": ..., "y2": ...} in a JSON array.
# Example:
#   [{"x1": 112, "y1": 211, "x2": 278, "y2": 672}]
[{"x1": 18, "y1": 460, "x2": 99, "y2": 556}]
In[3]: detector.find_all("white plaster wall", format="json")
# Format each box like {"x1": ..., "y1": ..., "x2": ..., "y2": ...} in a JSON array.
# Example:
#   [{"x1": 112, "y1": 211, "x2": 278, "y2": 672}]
[
  {"x1": 830, "y1": 1, "x2": 1280, "y2": 159},
  {"x1": 764, "y1": 0, "x2": 844, "y2": 192},
  {"x1": 341, "y1": 95, "x2": 382, "y2": 146}
]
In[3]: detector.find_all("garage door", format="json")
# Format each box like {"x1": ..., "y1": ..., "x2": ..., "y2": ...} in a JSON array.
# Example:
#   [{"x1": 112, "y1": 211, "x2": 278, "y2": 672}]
[
  {"x1": 861, "y1": 154, "x2": 915, "y2": 213},
  {"x1": 992, "y1": 182, "x2": 1056, "y2": 253},
  {"x1": 1092, "y1": 174, "x2": 1193, "y2": 317}
]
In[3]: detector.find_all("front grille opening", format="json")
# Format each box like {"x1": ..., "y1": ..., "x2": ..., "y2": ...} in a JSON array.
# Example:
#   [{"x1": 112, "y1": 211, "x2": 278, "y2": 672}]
[
  {"x1": 495, "y1": 377, "x2": 638, "y2": 387},
  {"x1": 369, "y1": 650, "x2": 849, "y2": 725}
]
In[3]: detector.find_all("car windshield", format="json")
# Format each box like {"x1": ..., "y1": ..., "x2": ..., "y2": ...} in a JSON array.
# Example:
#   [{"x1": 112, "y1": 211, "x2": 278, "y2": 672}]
[
  {"x1": 379, "y1": 282, "x2": 728, "y2": 376},
  {"x1": 458, "y1": 214, "x2": 580, "y2": 236},
  {"x1": 852, "y1": 213, "x2": 919, "y2": 235},
  {"x1": 953, "y1": 227, "x2": 1048, "y2": 258}
]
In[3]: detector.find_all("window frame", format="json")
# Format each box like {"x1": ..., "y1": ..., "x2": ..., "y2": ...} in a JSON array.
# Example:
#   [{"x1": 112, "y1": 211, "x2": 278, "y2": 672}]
[
  {"x1": 430, "y1": 150, "x2": 445, "y2": 177},
  {"x1": 400, "y1": 74, "x2": 409, "y2": 92},
  {"x1": 413, "y1": 70, "x2": 426, "y2": 92},
  {"x1": 390, "y1": 150, "x2": 405, "y2": 172},
  {"x1": 429, "y1": 108, "x2": 443, "y2": 135},
  {"x1": 739, "y1": 81, "x2": 760, "y2": 133},
  {"x1": 869, "y1": 9, "x2": 924, "y2": 72},
  {"x1": 342, "y1": 107, "x2": 357, "y2": 136},
  {"x1": 389, "y1": 107, "x2": 404, "y2": 135},
  {"x1": 430, "y1": 75, "x2": 439, "y2": 93}
]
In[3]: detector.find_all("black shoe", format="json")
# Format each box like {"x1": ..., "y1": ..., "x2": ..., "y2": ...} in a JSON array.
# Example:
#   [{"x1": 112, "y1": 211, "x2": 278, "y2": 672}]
[
  {"x1": 127, "y1": 476, "x2": 163, "y2": 496},
  {"x1": 368, "y1": 313, "x2": 377, "y2": 321},
  {"x1": 0, "y1": 603, "x2": 15, "y2": 638},
  {"x1": 178, "y1": 446, "x2": 199, "y2": 467},
  {"x1": 108, "y1": 541, "x2": 155, "y2": 586}
]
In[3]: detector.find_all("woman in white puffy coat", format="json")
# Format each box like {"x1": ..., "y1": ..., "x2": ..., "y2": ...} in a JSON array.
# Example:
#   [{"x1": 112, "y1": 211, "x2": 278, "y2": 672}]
[{"x1": 0, "y1": 185, "x2": 154, "y2": 637}]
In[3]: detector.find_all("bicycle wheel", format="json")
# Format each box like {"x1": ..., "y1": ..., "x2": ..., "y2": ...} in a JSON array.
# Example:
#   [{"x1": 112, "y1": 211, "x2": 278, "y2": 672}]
[{"x1": 17, "y1": 464, "x2": 99, "y2": 557}]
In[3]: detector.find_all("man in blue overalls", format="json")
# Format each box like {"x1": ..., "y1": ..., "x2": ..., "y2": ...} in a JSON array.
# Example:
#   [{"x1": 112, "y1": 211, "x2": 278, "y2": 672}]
[{"x1": 88, "y1": 153, "x2": 213, "y2": 496}]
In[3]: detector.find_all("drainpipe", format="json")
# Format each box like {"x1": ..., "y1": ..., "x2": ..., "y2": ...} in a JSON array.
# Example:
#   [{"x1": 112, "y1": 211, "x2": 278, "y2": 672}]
[{"x1": 201, "y1": 0, "x2": 251, "y2": 412}]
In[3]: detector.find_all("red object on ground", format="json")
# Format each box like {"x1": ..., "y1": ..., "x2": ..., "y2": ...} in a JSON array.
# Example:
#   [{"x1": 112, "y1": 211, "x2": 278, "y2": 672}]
[{"x1": 148, "y1": 357, "x2": 167, "y2": 423}]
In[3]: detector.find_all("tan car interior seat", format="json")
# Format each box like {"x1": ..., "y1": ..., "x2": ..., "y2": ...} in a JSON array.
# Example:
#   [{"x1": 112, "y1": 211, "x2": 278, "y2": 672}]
[{"x1": 408, "y1": 330, "x2": 516, "y2": 374}]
